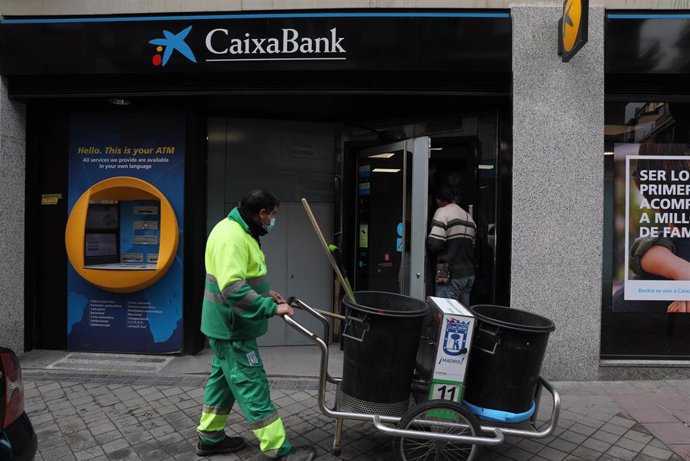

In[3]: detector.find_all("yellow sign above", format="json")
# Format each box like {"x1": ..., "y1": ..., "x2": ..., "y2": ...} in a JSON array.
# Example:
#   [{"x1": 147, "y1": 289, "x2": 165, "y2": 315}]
[
  {"x1": 558, "y1": 0, "x2": 588, "y2": 62},
  {"x1": 41, "y1": 193, "x2": 63, "y2": 205}
]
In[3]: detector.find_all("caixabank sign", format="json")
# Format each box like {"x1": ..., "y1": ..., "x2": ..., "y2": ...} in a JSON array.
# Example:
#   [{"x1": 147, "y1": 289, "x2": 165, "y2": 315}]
[
  {"x1": 0, "y1": 11, "x2": 511, "y2": 75},
  {"x1": 148, "y1": 24, "x2": 346, "y2": 67}
]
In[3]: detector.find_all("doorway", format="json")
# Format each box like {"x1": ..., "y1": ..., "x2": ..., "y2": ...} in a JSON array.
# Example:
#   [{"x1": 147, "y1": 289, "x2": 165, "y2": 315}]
[
  {"x1": 343, "y1": 113, "x2": 506, "y2": 305},
  {"x1": 351, "y1": 137, "x2": 429, "y2": 300}
]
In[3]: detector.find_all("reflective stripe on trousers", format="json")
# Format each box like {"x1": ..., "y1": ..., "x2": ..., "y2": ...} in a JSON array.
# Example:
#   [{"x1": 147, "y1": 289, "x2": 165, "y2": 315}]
[{"x1": 197, "y1": 338, "x2": 293, "y2": 456}]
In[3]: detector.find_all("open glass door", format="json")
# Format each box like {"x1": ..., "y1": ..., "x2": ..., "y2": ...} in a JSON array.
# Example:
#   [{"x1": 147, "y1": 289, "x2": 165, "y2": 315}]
[{"x1": 353, "y1": 137, "x2": 429, "y2": 299}]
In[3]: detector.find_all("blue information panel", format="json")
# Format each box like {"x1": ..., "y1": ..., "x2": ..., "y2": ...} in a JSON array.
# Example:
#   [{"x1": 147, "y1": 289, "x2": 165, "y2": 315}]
[{"x1": 67, "y1": 112, "x2": 185, "y2": 353}]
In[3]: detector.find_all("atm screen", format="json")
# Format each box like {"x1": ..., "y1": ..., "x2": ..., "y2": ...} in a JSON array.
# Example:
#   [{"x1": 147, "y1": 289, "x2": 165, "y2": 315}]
[
  {"x1": 86, "y1": 204, "x2": 119, "y2": 230},
  {"x1": 84, "y1": 233, "x2": 119, "y2": 265}
]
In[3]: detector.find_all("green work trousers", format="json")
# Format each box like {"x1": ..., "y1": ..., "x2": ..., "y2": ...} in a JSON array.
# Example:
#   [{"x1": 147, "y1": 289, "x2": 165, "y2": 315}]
[{"x1": 197, "y1": 338, "x2": 293, "y2": 457}]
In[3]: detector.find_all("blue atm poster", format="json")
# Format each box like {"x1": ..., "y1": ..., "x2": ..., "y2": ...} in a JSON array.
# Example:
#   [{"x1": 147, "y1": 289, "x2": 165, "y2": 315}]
[{"x1": 67, "y1": 112, "x2": 185, "y2": 353}]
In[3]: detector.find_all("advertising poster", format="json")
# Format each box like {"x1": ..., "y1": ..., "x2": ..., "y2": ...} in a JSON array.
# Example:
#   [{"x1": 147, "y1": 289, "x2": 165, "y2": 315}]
[
  {"x1": 67, "y1": 112, "x2": 185, "y2": 352},
  {"x1": 612, "y1": 143, "x2": 690, "y2": 313}
]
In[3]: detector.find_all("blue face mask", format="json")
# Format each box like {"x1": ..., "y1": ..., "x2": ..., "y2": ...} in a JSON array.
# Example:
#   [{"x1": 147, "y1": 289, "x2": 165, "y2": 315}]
[{"x1": 264, "y1": 217, "x2": 276, "y2": 233}]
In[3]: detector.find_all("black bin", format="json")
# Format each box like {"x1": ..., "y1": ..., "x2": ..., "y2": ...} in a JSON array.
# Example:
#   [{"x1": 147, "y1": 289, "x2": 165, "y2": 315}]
[
  {"x1": 464, "y1": 304, "x2": 555, "y2": 422},
  {"x1": 341, "y1": 291, "x2": 428, "y2": 404}
]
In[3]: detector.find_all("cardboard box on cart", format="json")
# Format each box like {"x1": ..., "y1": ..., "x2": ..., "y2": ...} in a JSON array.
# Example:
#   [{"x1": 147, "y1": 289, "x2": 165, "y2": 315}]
[{"x1": 426, "y1": 296, "x2": 475, "y2": 404}]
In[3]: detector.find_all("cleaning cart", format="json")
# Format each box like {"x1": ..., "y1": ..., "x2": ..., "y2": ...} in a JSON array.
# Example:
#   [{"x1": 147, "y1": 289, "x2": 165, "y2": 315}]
[{"x1": 283, "y1": 292, "x2": 561, "y2": 461}]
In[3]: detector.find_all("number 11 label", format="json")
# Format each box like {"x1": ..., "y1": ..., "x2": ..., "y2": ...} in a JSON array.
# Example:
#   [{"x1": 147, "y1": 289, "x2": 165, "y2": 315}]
[{"x1": 430, "y1": 381, "x2": 463, "y2": 403}]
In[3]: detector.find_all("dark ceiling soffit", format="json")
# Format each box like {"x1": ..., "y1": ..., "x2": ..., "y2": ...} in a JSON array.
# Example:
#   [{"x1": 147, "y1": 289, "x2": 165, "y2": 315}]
[
  {"x1": 6, "y1": 72, "x2": 513, "y2": 100},
  {"x1": 606, "y1": 73, "x2": 690, "y2": 101},
  {"x1": 606, "y1": 12, "x2": 690, "y2": 74}
]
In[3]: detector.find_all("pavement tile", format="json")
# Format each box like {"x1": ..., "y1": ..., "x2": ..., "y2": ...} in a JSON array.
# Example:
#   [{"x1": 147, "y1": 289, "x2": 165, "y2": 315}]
[
  {"x1": 155, "y1": 431, "x2": 185, "y2": 445},
  {"x1": 616, "y1": 437, "x2": 647, "y2": 453},
  {"x1": 94, "y1": 428, "x2": 125, "y2": 446},
  {"x1": 626, "y1": 407, "x2": 679, "y2": 424},
  {"x1": 642, "y1": 444, "x2": 677, "y2": 460},
  {"x1": 121, "y1": 429, "x2": 155, "y2": 446},
  {"x1": 669, "y1": 446, "x2": 690, "y2": 460},
  {"x1": 569, "y1": 423, "x2": 598, "y2": 437},
  {"x1": 547, "y1": 437, "x2": 577, "y2": 454},
  {"x1": 537, "y1": 446, "x2": 568, "y2": 461},
  {"x1": 558, "y1": 431, "x2": 587, "y2": 445},
  {"x1": 571, "y1": 445, "x2": 605, "y2": 459},
  {"x1": 602, "y1": 421, "x2": 632, "y2": 437},
  {"x1": 55, "y1": 455, "x2": 77, "y2": 461},
  {"x1": 625, "y1": 429, "x2": 654, "y2": 445},
  {"x1": 611, "y1": 415, "x2": 638, "y2": 429},
  {"x1": 644, "y1": 423, "x2": 690, "y2": 446},
  {"x1": 64, "y1": 431, "x2": 98, "y2": 452},
  {"x1": 43, "y1": 445, "x2": 73, "y2": 459},
  {"x1": 592, "y1": 429, "x2": 622, "y2": 444},
  {"x1": 650, "y1": 438, "x2": 674, "y2": 449},
  {"x1": 101, "y1": 437, "x2": 130, "y2": 454},
  {"x1": 74, "y1": 446, "x2": 105, "y2": 460},
  {"x1": 517, "y1": 438, "x2": 546, "y2": 454},
  {"x1": 671, "y1": 409, "x2": 690, "y2": 426},
  {"x1": 581, "y1": 436, "x2": 613, "y2": 453},
  {"x1": 148, "y1": 423, "x2": 175, "y2": 438},
  {"x1": 606, "y1": 444, "x2": 639, "y2": 461},
  {"x1": 38, "y1": 382, "x2": 62, "y2": 393},
  {"x1": 502, "y1": 446, "x2": 541, "y2": 461},
  {"x1": 578, "y1": 416, "x2": 607, "y2": 430}
]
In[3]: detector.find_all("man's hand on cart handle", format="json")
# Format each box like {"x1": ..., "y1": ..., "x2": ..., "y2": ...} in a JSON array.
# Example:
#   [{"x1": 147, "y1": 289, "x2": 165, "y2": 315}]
[
  {"x1": 269, "y1": 290, "x2": 286, "y2": 304},
  {"x1": 275, "y1": 302, "x2": 294, "y2": 317}
]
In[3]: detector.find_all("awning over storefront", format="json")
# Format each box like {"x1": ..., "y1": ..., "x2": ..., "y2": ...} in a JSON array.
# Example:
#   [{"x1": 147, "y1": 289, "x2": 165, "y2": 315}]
[{"x1": 0, "y1": 11, "x2": 511, "y2": 97}]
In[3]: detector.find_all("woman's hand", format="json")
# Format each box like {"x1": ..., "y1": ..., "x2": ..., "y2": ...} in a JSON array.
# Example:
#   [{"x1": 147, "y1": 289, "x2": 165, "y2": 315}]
[{"x1": 667, "y1": 301, "x2": 689, "y2": 313}]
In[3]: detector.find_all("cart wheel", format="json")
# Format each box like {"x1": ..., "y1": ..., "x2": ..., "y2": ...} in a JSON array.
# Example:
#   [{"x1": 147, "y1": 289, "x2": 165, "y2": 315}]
[{"x1": 393, "y1": 400, "x2": 479, "y2": 461}]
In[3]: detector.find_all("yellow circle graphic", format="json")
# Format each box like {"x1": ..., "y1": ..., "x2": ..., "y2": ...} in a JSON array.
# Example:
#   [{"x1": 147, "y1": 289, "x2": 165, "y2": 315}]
[
  {"x1": 65, "y1": 176, "x2": 179, "y2": 293},
  {"x1": 562, "y1": 0, "x2": 582, "y2": 53}
]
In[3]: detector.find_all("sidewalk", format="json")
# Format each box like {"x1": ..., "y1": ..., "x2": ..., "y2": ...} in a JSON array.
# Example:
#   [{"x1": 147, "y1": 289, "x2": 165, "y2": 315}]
[{"x1": 18, "y1": 346, "x2": 690, "y2": 461}]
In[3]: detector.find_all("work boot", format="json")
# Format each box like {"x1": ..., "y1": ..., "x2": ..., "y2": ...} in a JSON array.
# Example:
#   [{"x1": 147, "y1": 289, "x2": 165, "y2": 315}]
[
  {"x1": 196, "y1": 436, "x2": 246, "y2": 456},
  {"x1": 251, "y1": 447, "x2": 316, "y2": 461}
]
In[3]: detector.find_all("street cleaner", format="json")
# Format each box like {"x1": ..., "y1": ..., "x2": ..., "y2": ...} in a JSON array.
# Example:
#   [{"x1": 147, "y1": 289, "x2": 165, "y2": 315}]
[{"x1": 196, "y1": 189, "x2": 316, "y2": 461}]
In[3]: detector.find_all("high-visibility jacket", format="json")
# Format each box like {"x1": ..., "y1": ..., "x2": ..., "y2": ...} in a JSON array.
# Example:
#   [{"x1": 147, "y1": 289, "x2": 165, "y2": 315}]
[{"x1": 201, "y1": 207, "x2": 277, "y2": 340}]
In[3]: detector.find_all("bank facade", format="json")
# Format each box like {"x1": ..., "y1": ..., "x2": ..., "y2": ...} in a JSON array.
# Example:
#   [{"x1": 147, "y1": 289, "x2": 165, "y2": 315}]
[{"x1": 0, "y1": 1, "x2": 688, "y2": 381}]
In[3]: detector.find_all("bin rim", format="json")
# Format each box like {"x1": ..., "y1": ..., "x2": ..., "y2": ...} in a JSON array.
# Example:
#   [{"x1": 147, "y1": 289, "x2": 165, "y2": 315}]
[
  {"x1": 469, "y1": 304, "x2": 555, "y2": 333},
  {"x1": 344, "y1": 291, "x2": 429, "y2": 317}
]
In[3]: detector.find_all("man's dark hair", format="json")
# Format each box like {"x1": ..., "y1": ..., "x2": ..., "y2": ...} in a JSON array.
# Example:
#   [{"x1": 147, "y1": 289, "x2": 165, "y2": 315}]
[
  {"x1": 239, "y1": 190, "x2": 279, "y2": 218},
  {"x1": 436, "y1": 186, "x2": 456, "y2": 204}
]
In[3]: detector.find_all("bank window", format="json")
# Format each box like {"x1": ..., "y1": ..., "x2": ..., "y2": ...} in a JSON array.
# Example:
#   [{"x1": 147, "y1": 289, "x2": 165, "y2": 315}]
[{"x1": 603, "y1": 101, "x2": 690, "y2": 359}]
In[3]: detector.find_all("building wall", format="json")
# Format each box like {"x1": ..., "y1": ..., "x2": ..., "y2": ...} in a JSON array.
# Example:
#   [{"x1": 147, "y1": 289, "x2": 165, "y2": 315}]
[
  {"x1": 511, "y1": 6, "x2": 604, "y2": 380},
  {"x1": 0, "y1": 77, "x2": 25, "y2": 353},
  {"x1": 0, "y1": 1, "x2": 684, "y2": 15}
]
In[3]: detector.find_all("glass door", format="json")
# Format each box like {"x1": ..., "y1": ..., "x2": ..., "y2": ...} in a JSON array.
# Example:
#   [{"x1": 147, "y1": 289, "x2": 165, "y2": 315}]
[{"x1": 353, "y1": 137, "x2": 429, "y2": 299}]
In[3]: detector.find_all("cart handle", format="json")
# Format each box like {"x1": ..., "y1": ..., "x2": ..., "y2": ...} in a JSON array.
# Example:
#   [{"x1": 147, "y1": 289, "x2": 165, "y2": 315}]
[
  {"x1": 372, "y1": 416, "x2": 505, "y2": 446},
  {"x1": 283, "y1": 297, "x2": 341, "y2": 386}
]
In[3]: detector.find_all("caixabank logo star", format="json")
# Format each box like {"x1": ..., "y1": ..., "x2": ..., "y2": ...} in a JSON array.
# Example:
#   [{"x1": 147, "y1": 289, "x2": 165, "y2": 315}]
[{"x1": 149, "y1": 25, "x2": 197, "y2": 66}]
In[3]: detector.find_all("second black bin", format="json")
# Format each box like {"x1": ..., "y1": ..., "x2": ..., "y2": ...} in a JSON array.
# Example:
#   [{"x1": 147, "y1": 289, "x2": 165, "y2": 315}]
[
  {"x1": 464, "y1": 304, "x2": 555, "y2": 422},
  {"x1": 341, "y1": 291, "x2": 428, "y2": 404}
]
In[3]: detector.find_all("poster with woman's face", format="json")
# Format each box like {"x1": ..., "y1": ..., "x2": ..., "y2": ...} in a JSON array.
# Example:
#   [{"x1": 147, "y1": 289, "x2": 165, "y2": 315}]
[{"x1": 613, "y1": 143, "x2": 690, "y2": 313}]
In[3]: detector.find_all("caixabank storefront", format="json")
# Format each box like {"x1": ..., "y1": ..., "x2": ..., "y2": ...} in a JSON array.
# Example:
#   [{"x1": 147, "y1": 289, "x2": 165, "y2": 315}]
[
  {"x1": 5, "y1": 5, "x2": 689, "y2": 381},
  {"x1": 0, "y1": 10, "x2": 515, "y2": 357},
  {"x1": 602, "y1": 11, "x2": 690, "y2": 373}
]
